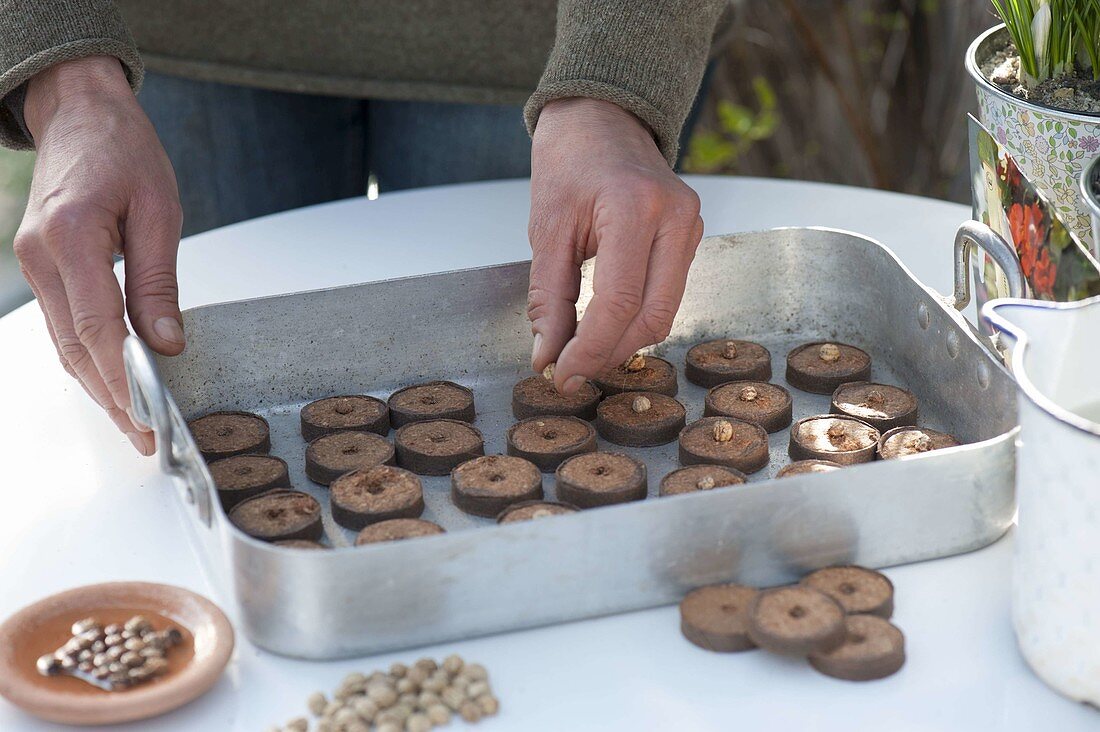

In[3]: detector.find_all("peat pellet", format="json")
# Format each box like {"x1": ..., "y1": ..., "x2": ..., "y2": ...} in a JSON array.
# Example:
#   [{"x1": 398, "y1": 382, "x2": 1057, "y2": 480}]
[
  {"x1": 496, "y1": 500, "x2": 579, "y2": 524},
  {"x1": 228, "y1": 489, "x2": 323, "y2": 542},
  {"x1": 830, "y1": 382, "x2": 917, "y2": 432},
  {"x1": 678, "y1": 417, "x2": 769, "y2": 474},
  {"x1": 512, "y1": 375, "x2": 601, "y2": 421},
  {"x1": 187, "y1": 411, "x2": 270, "y2": 461},
  {"x1": 595, "y1": 392, "x2": 686, "y2": 447},
  {"x1": 388, "y1": 381, "x2": 475, "y2": 427},
  {"x1": 300, "y1": 395, "x2": 390, "y2": 441},
  {"x1": 704, "y1": 381, "x2": 793, "y2": 433},
  {"x1": 801, "y1": 565, "x2": 894, "y2": 619},
  {"x1": 208, "y1": 454, "x2": 290, "y2": 509},
  {"x1": 659, "y1": 464, "x2": 747, "y2": 496},
  {"x1": 395, "y1": 419, "x2": 485, "y2": 476},
  {"x1": 506, "y1": 415, "x2": 597, "y2": 472},
  {"x1": 555, "y1": 452, "x2": 647, "y2": 509},
  {"x1": 273, "y1": 539, "x2": 328, "y2": 550},
  {"x1": 746, "y1": 585, "x2": 847, "y2": 656},
  {"x1": 808, "y1": 614, "x2": 906, "y2": 681},
  {"x1": 679, "y1": 583, "x2": 759, "y2": 652},
  {"x1": 877, "y1": 426, "x2": 961, "y2": 460},
  {"x1": 685, "y1": 339, "x2": 772, "y2": 388},
  {"x1": 355, "y1": 518, "x2": 446, "y2": 545},
  {"x1": 593, "y1": 354, "x2": 678, "y2": 397},
  {"x1": 775, "y1": 459, "x2": 844, "y2": 478},
  {"x1": 330, "y1": 465, "x2": 424, "y2": 530},
  {"x1": 786, "y1": 341, "x2": 872, "y2": 394},
  {"x1": 451, "y1": 455, "x2": 543, "y2": 518},
  {"x1": 788, "y1": 415, "x2": 879, "y2": 465},
  {"x1": 305, "y1": 431, "x2": 396, "y2": 485}
]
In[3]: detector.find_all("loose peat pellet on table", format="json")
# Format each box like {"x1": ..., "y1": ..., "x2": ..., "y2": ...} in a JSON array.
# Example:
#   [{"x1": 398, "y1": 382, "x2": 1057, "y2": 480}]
[
  {"x1": 679, "y1": 583, "x2": 759, "y2": 652},
  {"x1": 830, "y1": 381, "x2": 918, "y2": 432},
  {"x1": 555, "y1": 452, "x2": 647, "y2": 509},
  {"x1": 877, "y1": 426, "x2": 961, "y2": 460},
  {"x1": 704, "y1": 380, "x2": 793, "y2": 433},
  {"x1": 395, "y1": 419, "x2": 485, "y2": 475},
  {"x1": 785, "y1": 341, "x2": 872, "y2": 394},
  {"x1": 505, "y1": 415, "x2": 597, "y2": 472},
  {"x1": 355, "y1": 518, "x2": 446, "y2": 545},
  {"x1": 299, "y1": 394, "x2": 390, "y2": 441},
  {"x1": 595, "y1": 391, "x2": 686, "y2": 446},
  {"x1": 592, "y1": 353, "x2": 678, "y2": 397},
  {"x1": 451, "y1": 455, "x2": 543, "y2": 518},
  {"x1": 808, "y1": 614, "x2": 906, "y2": 681},
  {"x1": 511, "y1": 373, "x2": 601, "y2": 420},
  {"x1": 788, "y1": 415, "x2": 880, "y2": 465},
  {"x1": 678, "y1": 417, "x2": 769, "y2": 474},
  {"x1": 228, "y1": 489, "x2": 323, "y2": 542},
  {"x1": 746, "y1": 585, "x2": 847, "y2": 656},
  {"x1": 684, "y1": 338, "x2": 772, "y2": 387},
  {"x1": 186, "y1": 410, "x2": 270, "y2": 461},
  {"x1": 496, "y1": 500, "x2": 579, "y2": 523},
  {"x1": 305, "y1": 431, "x2": 396, "y2": 485},
  {"x1": 330, "y1": 465, "x2": 424, "y2": 531},
  {"x1": 801, "y1": 565, "x2": 894, "y2": 619},
  {"x1": 659, "y1": 464, "x2": 747, "y2": 496},
  {"x1": 387, "y1": 380, "x2": 475, "y2": 427},
  {"x1": 208, "y1": 454, "x2": 290, "y2": 509}
]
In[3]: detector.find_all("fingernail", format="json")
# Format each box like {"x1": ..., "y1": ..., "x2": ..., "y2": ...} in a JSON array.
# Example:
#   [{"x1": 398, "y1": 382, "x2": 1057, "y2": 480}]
[
  {"x1": 531, "y1": 333, "x2": 543, "y2": 370},
  {"x1": 153, "y1": 317, "x2": 185, "y2": 345},
  {"x1": 126, "y1": 432, "x2": 149, "y2": 456},
  {"x1": 562, "y1": 375, "x2": 586, "y2": 395}
]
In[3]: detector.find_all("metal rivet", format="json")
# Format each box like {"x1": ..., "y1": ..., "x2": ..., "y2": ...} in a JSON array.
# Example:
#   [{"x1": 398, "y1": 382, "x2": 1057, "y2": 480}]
[
  {"x1": 946, "y1": 331, "x2": 960, "y2": 359},
  {"x1": 977, "y1": 362, "x2": 991, "y2": 389},
  {"x1": 917, "y1": 303, "x2": 930, "y2": 330}
]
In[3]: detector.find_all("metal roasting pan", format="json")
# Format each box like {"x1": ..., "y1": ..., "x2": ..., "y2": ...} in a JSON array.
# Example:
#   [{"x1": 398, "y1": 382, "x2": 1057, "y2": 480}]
[{"x1": 124, "y1": 224, "x2": 1023, "y2": 659}]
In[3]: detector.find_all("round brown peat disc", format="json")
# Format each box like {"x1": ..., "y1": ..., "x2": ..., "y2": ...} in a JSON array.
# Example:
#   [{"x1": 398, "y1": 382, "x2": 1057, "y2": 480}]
[
  {"x1": 354, "y1": 518, "x2": 445, "y2": 545},
  {"x1": 679, "y1": 583, "x2": 759, "y2": 652},
  {"x1": 511, "y1": 375, "x2": 601, "y2": 420},
  {"x1": 451, "y1": 455, "x2": 543, "y2": 518},
  {"x1": 228, "y1": 489, "x2": 323, "y2": 542},
  {"x1": 786, "y1": 342, "x2": 872, "y2": 394},
  {"x1": 555, "y1": 452, "x2": 647, "y2": 509},
  {"x1": 187, "y1": 411, "x2": 270, "y2": 461},
  {"x1": 330, "y1": 465, "x2": 424, "y2": 531},
  {"x1": 808, "y1": 614, "x2": 906, "y2": 681},
  {"x1": 830, "y1": 382, "x2": 917, "y2": 432},
  {"x1": 659, "y1": 465, "x2": 747, "y2": 496},
  {"x1": 801, "y1": 565, "x2": 894, "y2": 619},
  {"x1": 506, "y1": 415, "x2": 597, "y2": 472},
  {"x1": 877, "y1": 426, "x2": 961, "y2": 460},
  {"x1": 775, "y1": 459, "x2": 844, "y2": 478},
  {"x1": 746, "y1": 585, "x2": 847, "y2": 656},
  {"x1": 273, "y1": 539, "x2": 327, "y2": 549},
  {"x1": 788, "y1": 415, "x2": 879, "y2": 465},
  {"x1": 593, "y1": 354, "x2": 678, "y2": 397},
  {"x1": 394, "y1": 419, "x2": 485, "y2": 476},
  {"x1": 685, "y1": 339, "x2": 772, "y2": 388},
  {"x1": 678, "y1": 417, "x2": 769, "y2": 474},
  {"x1": 208, "y1": 454, "x2": 290, "y2": 509},
  {"x1": 496, "y1": 500, "x2": 579, "y2": 524},
  {"x1": 595, "y1": 391, "x2": 686, "y2": 447},
  {"x1": 387, "y1": 381, "x2": 475, "y2": 427},
  {"x1": 305, "y1": 431, "x2": 396, "y2": 485},
  {"x1": 300, "y1": 395, "x2": 389, "y2": 441},
  {"x1": 704, "y1": 381, "x2": 793, "y2": 433}
]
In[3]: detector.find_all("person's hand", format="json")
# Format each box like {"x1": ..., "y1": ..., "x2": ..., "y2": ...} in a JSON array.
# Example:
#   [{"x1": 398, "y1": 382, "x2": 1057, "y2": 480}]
[
  {"x1": 527, "y1": 97, "x2": 703, "y2": 393},
  {"x1": 15, "y1": 56, "x2": 184, "y2": 455}
]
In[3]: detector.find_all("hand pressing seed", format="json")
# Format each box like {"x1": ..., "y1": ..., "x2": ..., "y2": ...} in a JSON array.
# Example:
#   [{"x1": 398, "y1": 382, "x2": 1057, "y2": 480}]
[
  {"x1": 542, "y1": 363, "x2": 555, "y2": 380},
  {"x1": 625, "y1": 353, "x2": 646, "y2": 372}
]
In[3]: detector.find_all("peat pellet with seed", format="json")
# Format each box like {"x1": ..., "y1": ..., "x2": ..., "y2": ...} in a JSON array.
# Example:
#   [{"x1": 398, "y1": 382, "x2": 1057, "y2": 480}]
[
  {"x1": 451, "y1": 454, "x2": 543, "y2": 518},
  {"x1": 801, "y1": 565, "x2": 894, "y2": 619},
  {"x1": 685, "y1": 339, "x2": 772, "y2": 387},
  {"x1": 659, "y1": 464, "x2": 747, "y2": 496},
  {"x1": 355, "y1": 518, "x2": 446, "y2": 545},
  {"x1": 273, "y1": 539, "x2": 328, "y2": 549},
  {"x1": 595, "y1": 391, "x2": 686, "y2": 447},
  {"x1": 300, "y1": 394, "x2": 390, "y2": 441},
  {"x1": 679, "y1": 583, "x2": 759, "y2": 652},
  {"x1": 593, "y1": 354, "x2": 678, "y2": 397},
  {"x1": 877, "y1": 426, "x2": 961, "y2": 460},
  {"x1": 788, "y1": 415, "x2": 879, "y2": 465},
  {"x1": 228, "y1": 489, "x2": 323, "y2": 542},
  {"x1": 330, "y1": 465, "x2": 424, "y2": 530},
  {"x1": 209, "y1": 454, "x2": 290, "y2": 509},
  {"x1": 187, "y1": 410, "x2": 270, "y2": 461},
  {"x1": 786, "y1": 341, "x2": 872, "y2": 394},
  {"x1": 555, "y1": 452, "x2": 647, "y2": 508},
  {"x1": 388, "y1": 381, "x2": 475, "y2": 427},
  {"x1": 830, "y1": 382, "x2": 917, "y2": 432},
  {"x1": 506, "y1": 415, "x2": 597, "y2": 472},
  {"x1": 808, "y1": 614, "x2": 906, "y2": 681},
  {"x1": 496, "y1": 500, "x2": 579, "y2": 523},
  {"x1": 395, "y1": 419, "x2": 484, "y2": 475},
  {"x1": 776, "y1": 459, "x2": 844, "y2": 478},
  {"x1": 305, "y1": 431, "x2": 396, "y2": 485},
  {"x1": 512, "y1": 375, "x2": 601, "y2": 420},
  {"x1": 746, "y1": 585, "x2": 847, "y2": 656},
  {"x1": 678, "y1": 417, "x2": 769, "y2": 474},
  {"x1": 704, "y1": 381, "x2": 793, "y2": 433}
]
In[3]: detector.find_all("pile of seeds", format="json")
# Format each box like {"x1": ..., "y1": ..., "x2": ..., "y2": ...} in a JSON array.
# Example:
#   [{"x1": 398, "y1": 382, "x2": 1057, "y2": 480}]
[
  {"x1": 37, "y1": 615, "x2": 182, "y2": 691},
  {"x1": 273, "y1": 656, "x2": 498, "y2": 732}
]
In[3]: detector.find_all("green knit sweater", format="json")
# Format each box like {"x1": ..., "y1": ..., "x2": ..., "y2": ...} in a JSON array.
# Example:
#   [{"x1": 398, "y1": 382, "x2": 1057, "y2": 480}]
[{"x1": 0, "y1": 0, "x2": 729, "y2": 165}]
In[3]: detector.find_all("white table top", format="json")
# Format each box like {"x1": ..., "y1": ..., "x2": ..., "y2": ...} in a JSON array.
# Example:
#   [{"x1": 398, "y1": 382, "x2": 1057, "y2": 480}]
[{"x1": 1, "y1": 176, "x2": 1095, "y2": 731}]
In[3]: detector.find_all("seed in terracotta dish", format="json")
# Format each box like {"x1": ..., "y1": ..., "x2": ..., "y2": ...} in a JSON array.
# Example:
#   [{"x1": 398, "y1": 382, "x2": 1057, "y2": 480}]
[
  {"x1": 704, "y1": 380, "x2": 793, "y2": 433},
  {"x1": 678, "y1": 417, "x2": 769, "y2": 474},
  {"x1": 830, "y1": 382, "x2": 917, "y2": 432},
  {"x1": 330, "y1": 464, "x2": 425, "y2": 530},
  {"x1": 775, "y1": 459, "x2": 844, "y2": 478},
  {"x1": 685, "y1": 338, "x2": 772, "y2": 387},
  {"x1": 788, "y1": 415, "x2": 879, "y2": 465},
  {"x1": 786, "y1": 341, "x2": 872, "y2": 394},
  {"x1": 273, "y1": 539, "x2": 328, "y2": 550},
  {"x1": 355, "y1": 518, "x2": 446, "y2": 545},
  {"x1": 451, "y1": 455, "x2": 543, "y2": 518},
  {"x1": 511, "y1": 373, "x2": 601, "y2": 420},
  {"x1": 395, "y1": 419, "x2": 485, "y2": 476},
  {"x1": 305, "y1": 431, "x2": 396, "y2": 485},
  {"x1": 679, "y1": 583, "x2": 759, "y2": 652},
  {"x1": 801, "y1": 565, "x2": 894, "y2": 619},
  {"x1": 808, "y1": 614, "x2": 906, "y2": 681},
  {"x1": 300, "y1": 394, "x2": 390, "y2": 441},
  {"x1": 746, "y1": 585, "x2": 847, "y2": 656},
  {"x1": 388, "y1": 381, "x2": 475, "y2": 428},
  {"x1": 592, "y1": 353, "x2": 678, "y2": 397},
  {"x1": 496, "y1": 500, "x2": 579, "y2": 523},
  {"x1": 555, "y1": 452, "x2": 647, "y2": 508},
  {"x1": 595, "y1": 391, "x2": 687, "y2": 447},
  {"x1": 877, "y1": 426, "x2": 961, "y2": 460},
  {"x1": 208, "y1": 454, "x2": 291, "y2": 510},
  {"x1": 186, "y1": 410, "x2": 270, "y2": 461},
  {"x1": 505, "y1": 415, "x2": 597, "y2": 472},
  {"x1": 659, "y1": 464, "x2": 747, "y2": 496}
]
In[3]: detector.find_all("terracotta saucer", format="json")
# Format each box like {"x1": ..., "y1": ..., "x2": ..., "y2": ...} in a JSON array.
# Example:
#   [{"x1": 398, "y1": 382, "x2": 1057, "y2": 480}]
[{"x1": 0, "y1": 582, "x2": 234, "y2": 726}]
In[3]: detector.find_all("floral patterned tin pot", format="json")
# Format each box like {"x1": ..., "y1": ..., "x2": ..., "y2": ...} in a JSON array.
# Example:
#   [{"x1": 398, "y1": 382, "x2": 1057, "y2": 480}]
[{"x1": 967, "y1": 25, "x2": 1100, "y2": 255}]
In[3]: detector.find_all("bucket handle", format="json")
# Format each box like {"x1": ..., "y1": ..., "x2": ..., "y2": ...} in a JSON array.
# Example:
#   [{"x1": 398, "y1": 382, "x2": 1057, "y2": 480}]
[{"x1": 948, "y1": 221, "x2": 1026, "y2": 310}]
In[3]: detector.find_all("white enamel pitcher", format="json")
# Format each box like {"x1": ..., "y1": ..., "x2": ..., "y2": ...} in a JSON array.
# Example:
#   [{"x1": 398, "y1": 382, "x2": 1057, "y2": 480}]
[{"x1": 984, "y1": 296, "x2": 1100, "y2": 705}]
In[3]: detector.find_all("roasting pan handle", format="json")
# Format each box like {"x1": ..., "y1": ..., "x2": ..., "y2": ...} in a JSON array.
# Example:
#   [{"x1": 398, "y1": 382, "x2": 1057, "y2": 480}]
[
  {"x1": 123, "y1": 335, "x2": 214, "y2": 527},
  {"x1": 949, "y1": 221, "x2": 1026, "y2": 309}
]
